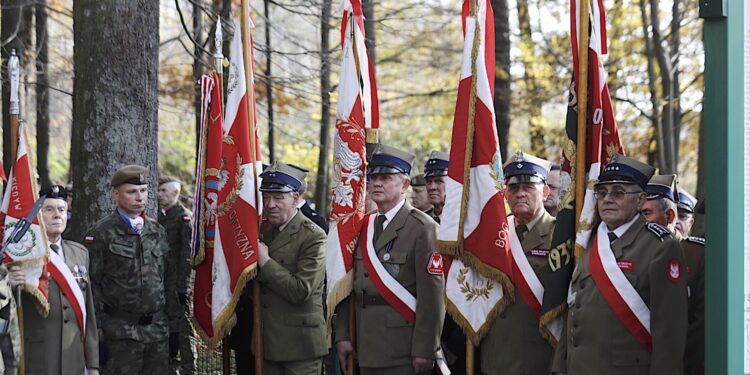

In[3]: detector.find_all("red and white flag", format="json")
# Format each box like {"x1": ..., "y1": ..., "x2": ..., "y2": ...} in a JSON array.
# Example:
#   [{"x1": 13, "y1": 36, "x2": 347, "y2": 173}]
[
  {"x1": 193, "y1": 17, "x2": 263, "y2": 346},
  {"x1": 325, "y1": 0, "x2": 379, "y2": 324},
  {"x1": 0, "y1": 125, "x2": 49, "y2": 313},
  {"x1": 438, "y1": 0, "x2": 515, "y2": 345}
]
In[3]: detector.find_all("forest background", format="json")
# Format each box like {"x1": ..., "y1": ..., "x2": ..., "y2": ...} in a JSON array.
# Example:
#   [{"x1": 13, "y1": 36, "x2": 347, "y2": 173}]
[{"x1": 0, "y1": 0, "x2": 704, "y2": 230}]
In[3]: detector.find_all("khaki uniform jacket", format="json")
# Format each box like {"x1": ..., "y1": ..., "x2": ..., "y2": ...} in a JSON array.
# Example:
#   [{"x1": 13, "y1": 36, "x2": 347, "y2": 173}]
[
  {"x1": 554, "y1": 215, "x2": 688, "y2": 375},
  {"x1": 480, "y1": 211, "x2": 556, "y2": 375},
  {"x1": 681, "y1": 236, "x2": 704, "y2": 375},
  {"x1": 335, "y1": 202, "x2": 445, "y2": 368},
  {"x1": 254, "y1": 211, "x2": 328, "y2": 362},
  {"x1": 23, "y1": 240, "x2": 99, "y2": 375}
]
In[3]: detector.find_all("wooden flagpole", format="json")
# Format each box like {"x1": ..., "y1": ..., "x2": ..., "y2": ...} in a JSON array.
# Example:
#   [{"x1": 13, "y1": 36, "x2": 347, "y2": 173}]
[
  {"x1": 574, "y1": 0, "x2": 591, "y2": 257},
  {"x1": 239, "y1": 2, "x2": 264, "y2": 374}
]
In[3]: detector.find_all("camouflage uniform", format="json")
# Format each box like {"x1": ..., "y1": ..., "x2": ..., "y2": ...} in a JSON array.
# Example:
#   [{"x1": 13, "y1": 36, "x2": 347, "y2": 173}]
[
  {"x1": 0, "y1": 267, "x2": 19, "y2": 375},
  {"x1": 86, "y1": 212, "x2": 179, "y2": 375},
  {"x1": 158, "y1": 203, "x2": 196, "y2": 375}
]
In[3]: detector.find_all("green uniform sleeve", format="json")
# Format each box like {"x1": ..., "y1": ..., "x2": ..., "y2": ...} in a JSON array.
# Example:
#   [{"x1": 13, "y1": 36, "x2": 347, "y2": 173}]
[
  {"x1": 410, "y1": 218, "x2": 444, "y2": 360},
  {"x1": 177, "y1": 211, "x2": 193, "y2": 296}
]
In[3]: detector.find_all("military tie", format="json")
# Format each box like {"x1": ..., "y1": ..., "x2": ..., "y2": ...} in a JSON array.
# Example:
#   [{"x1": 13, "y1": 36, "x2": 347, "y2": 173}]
[
  {"x1": 270, "y1": 227, "x2": 280, "y2": 242},
  {"x1": 373, "y1": 215, "x2": 386, "y2": 245},
  {"x1": 50, "y1": 244, "x2": 59, "y2": 254},
  {"x1": 515, "y1": 224, "x2": 528, "y2": 242},
  {"x1": 608, "y1": 232, "x2": 618, "y2": 244}
]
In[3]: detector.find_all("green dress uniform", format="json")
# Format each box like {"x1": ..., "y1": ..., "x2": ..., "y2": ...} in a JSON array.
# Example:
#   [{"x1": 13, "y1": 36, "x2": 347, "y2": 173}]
[
  {"x1": 86, "y1": 212, "x2": 179, "y2": 375},
  {"x1": 681, "y1": 235, "x2": 704, "y2": 375},
  {"x1": 253, "y1": 210, "x2": 328, "y2": 374},
  {"x1": 553, "y1": 216, "x2": 688, "y2": 375},
  {"x1": 480, "y1": 211, "x2": 556, "y2": 375},
  {"x1": 22, "y1": 240, "x2": 99, "y2": 375},
  {"x1": 335, "y1": 202, "x2": 445, "y2": 375},
  {"x1": 158, "y1": 202, "x2": 196, "y2": 374}
]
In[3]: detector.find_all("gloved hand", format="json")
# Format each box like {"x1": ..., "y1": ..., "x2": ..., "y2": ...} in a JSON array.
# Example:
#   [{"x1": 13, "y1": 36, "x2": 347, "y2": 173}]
[{"x1": 169, "y1": 331, "x2": 180, "y2": 358}]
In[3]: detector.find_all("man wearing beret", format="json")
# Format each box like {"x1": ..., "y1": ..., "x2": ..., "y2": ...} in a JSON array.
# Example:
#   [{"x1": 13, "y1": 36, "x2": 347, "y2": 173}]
[
  {"x1": 551, "y1": 155, "x2": 688, "y2": 374},
  {"x1": 85, "y1": 165, "x2": 178, "y2": 375},
  {"x1": 251, "y1": 162, "x2": 328, "y2": 374},
  {"x1": 9, "y1": 185, "x2": 99, "y2": 375},
  {"x1": 336, "y1": 145, "x2": 445, "y2": 375},
  {"x1": 409, "y1": 174, "x2": 433, "y2": 214},
  {"x1": 640, "y1": 175, "x2": 705, "y2": 375},
  {"x1": 480, "y1": 151, "x2": 557, "y2": 375},
  {"x1": 424, "y1": 151, "x2": 449, "y2": 223},
  {"x1": 157, "y1": 177, "x2": 196, "y2": 374}
]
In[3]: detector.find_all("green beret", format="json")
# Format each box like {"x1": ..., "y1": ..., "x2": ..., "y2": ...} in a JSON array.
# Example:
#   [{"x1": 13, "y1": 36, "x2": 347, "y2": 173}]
[
  {"x1": 411, "y1": 174, "x2": 427, "y2": 186},
  {"x1": 159, "y1": 175, "x2": 180, "y2": 186},
  {"x1": 111, "y1": 165, "x2": 149, "y2": 187}
]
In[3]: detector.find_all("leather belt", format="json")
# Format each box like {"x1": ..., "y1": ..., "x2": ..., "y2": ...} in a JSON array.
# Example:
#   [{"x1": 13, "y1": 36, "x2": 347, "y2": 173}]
[
  {"x1": 103, "y1": 304, "x2": 154, "y2": 326},
  {"x1": 355, "y1": 292, "x2": 388, "y2": 307}
]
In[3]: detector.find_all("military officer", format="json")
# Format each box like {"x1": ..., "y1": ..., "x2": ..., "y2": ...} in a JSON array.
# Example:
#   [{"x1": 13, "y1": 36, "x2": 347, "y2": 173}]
[
  {"x1": 544, "y1": 165, "x2": 562, "y2": 216},
  {"x1": 675, "y1": 188, "x2": 697, "y2": 238},
  {"x1": 551, "y1": 155, "x2": 687, "y2": 375},
  {"x1": 157, "y1": 177, "x2": 196, "y2": 375},
  {"x1": 424, "y1": 151, "x2": 449, "y2": 223},
  {"x1": 479, "y1": 152, "x2": 556, "y2": 375},
  {"x1": 252, "y1": 162, "x2": 328, "y2": 374},
  {"x1": 9, "y1": 186, "x2": 99, "y2": 375},
  {"x1": 335, "y1": 145, "x2": 445, "y2": 375},
  {"x1": 289, "y1": 164, "x2": 329, "y2": 233},
  {"x1": 641, "y1": 175, "x2": 705, "y2": 375},
  {"x1": 410, "y1": 174, "x2": 433, "y2": 213},
  {"x1": 85, "y1": 165, "x2": 179, "y2": 375}
]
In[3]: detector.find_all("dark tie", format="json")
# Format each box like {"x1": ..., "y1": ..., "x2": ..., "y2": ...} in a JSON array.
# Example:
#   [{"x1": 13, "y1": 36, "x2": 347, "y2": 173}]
[
  {"x1": 374, "y1": 215, "x2": 386, "y2": 244},
  {"x1": 50, "y1": 244, "x2": 59, "y2": 254},
  {"x1": 515, "y1": 224, "x2": 528, "y2": 242},
  {"x1": 608, "y1": 232, "x2": 618, "y2": 244},
  {"x1": 271, "y1": 227, "x2": 280, "y2": 242}
]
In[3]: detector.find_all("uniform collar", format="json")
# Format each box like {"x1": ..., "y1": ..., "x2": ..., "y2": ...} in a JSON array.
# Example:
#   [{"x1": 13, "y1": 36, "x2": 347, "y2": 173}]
[
  {"x1": 607, "y1": 213, "x2": 640, "y2": 239},
  {"x1": 377, "y1": 199, "x2": 405, "y2": 228}
]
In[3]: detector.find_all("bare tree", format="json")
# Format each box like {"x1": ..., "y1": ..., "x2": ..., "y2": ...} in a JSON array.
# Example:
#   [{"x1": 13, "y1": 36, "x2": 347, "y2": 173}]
[
  {"x1": 69, "y1": 0, "x2": 160, "y2": 240},
  {"x1": 36, "y1": 0, "x2": 52, "y2": 188},
  {"x1": 516, "y1": 0, "x2": 545, "y2": 155},
  {"x1": 264, "y1": 0, "x2": 276, "y2": 162},
  {"x1": 492, "y1": 0, "x2": 511, "y2": 160},
  {"x1": 193, "y1": 0, "x2": 204, "y2": 149},
  {"x1": 314, "y1": 0, "x2": 332, "y2": 213}
]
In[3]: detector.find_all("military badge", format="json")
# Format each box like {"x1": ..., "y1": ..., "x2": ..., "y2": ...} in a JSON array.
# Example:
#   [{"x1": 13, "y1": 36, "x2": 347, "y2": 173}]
[
  {"x1": 617, "y1": 260, "x2": 634, "y2": 271},
  {"x1": 667, "y1": 259, "x2": 682, "y2": 282},
  {"x1": 427, "y1": 252, "x2": 444, "y2": 275}
]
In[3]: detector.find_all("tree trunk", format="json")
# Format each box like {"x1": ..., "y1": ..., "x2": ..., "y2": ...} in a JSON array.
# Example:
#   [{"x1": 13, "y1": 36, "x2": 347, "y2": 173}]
[
  {"x1": 193, "y1": 0, "x2": 204, "y2": 152},
  {"x1": 491, "y1": 0, "x2": 511, "y2": 161},
  {"x1": 670, "y1": 0, "x2": 682, "y2": 164},
  {"x1": 264, "y1": 0, "x2": 275, "y2": 162},
  {"x1": 648, "y1": 0, "x2": 676, "y2": 173},
  {"x1": 2, "y1": 0, "x2": 27, "y2": 176},
  {"x1": 639, "y1": 0, "x2": 661, "y2": 166},
  {"x1": 36, "y1": 0, "x2": 52, "y2": 188},
  {"x1": 314, "y1": 0, "x2": 332, "y2": 214},
  {"x1": 516, "y1": 0, "x2": 545, "y2": 155},
  {"x1": 70, "y1": 0, "x2": 160, "y2": 241},
  {"x1": 363, "y1": 0, "x2": 376, "y2": 69}
]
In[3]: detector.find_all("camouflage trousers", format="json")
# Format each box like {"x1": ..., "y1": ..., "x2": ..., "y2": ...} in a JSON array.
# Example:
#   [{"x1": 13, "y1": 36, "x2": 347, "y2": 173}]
[
  {"x1": 105, "y1": 339, "x2": 169, "y2": 375},
  {"x1": 170, "y1": 303, "x2": 197, "y2": 375}
]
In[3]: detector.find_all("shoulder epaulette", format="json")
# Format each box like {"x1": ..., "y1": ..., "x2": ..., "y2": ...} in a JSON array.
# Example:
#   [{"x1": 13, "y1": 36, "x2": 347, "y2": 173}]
[
  {"x1": 646, "y1": 222, "x2": 672, "y2": 242},
  {"x1": 409, "y1": 208, "x2": 430, "y2": 224},
  {"x1": 686, "y1": 236, "x2": 705, "y2": 246}
]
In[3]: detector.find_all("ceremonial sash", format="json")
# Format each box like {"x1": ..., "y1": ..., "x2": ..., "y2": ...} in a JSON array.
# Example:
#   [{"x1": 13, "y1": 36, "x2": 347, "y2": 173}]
[
  {"x1": 589, "y1": 223, "x2": 651, "y2": 351},
  {"x1": 359, "y1": 214, "x2": 451, "y2": 374},
  {"x1": 47, "y1": 249, "x2": 87, "y2": 338},
  {"x1": 507, "y1": 217, "x2": 545, "y2": 317}
]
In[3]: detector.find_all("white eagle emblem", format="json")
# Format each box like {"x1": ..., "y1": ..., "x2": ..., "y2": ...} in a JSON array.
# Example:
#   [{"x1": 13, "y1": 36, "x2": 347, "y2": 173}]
[
  {"x1": 332, "y1": 131, "x2": 362, "y2": 208},
  {"x1": 670, "y1": 263, "x2": 680, "y2": 279}
]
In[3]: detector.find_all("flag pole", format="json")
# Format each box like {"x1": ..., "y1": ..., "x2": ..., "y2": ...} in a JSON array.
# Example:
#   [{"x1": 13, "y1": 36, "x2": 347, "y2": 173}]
[
  {"x1": 574, "y1": 0, "x2": 590, "y2": 260},
  {"x1": 239, "y1": 2, "x2": 264, "y2": 374}
]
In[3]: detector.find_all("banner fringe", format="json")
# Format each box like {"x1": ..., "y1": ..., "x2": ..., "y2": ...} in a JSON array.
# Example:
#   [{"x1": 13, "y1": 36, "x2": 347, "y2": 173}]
[
  {"x1": 458, "y1": 251, "x2": 516, "y2": 304},
  {"x1": 197, "y1": 263, "x2": 257, "y2": 348},
  {"x1": 444, "y1": 286, "x2": 511, "y2": 347},
  {"x1": 325, "y1": 271, "x2": 353, "y2": 346},
  {"x1": 437, "y1": 240, "x2": 461, "y2": 257},
  {"x1": 539, "y1": 302, "x2": 567, "y2": 347}
]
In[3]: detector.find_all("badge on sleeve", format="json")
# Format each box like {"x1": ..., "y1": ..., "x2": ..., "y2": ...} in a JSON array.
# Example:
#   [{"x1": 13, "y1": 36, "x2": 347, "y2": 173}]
[
  {"x1": 84, "y1": 235, "x2": 95, "y2": 244},
  {"x1": 667, "y1": 259, "x2": 682, "y2": 282},
  {"x1": 427, "y1": 252, "x2": 444, "y2": 275}
]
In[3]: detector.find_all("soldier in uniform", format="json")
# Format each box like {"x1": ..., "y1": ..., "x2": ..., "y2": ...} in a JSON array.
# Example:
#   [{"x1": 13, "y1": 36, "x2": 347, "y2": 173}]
[
  {"x1": 640, "y1": 175, "x2": 705, "y2": 375},
  {"x1": 424, "y1": 151, "x2": 449, "y2": 223},
  {"x1": 480, "y1": 152, "x2": 556, "y2": 375},
  {"x1": 9, "y1": 185, "x2": 99, "y2": 375},
  {"x1": 253, "y1": 162, "x2": 328, "y2": 374},
  {"x1": 157, "y1": 177, "x2": 196, "y2": 375},
  {"x1": 85, "y1": 165, "x2": 179, "y2": 375},
  {"x1": 335, "y1": 145, "x2": 445, "y2": 375},
  {"x1": 544, "y1": 164, "x2": 562, "y2": 216},
  {"x1": 289, "y1": 165, "x2": 329, "y2": 233},
  {"x1": 551, "y1": 155, "x2": 687, "y2": 375},
  {"x1": 0, "y1": 267, "x2": 18, "y2": 375},
  {"x1": 675, "y1": 188, "x2": 697, "y2": 238},
  {"x1": 410, "y1": 174, "x2": 433, "y2": 213}
]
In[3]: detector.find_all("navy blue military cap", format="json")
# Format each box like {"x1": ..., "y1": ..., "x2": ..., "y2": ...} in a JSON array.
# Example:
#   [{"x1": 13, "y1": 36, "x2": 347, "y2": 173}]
[
  {"x1": 367, "y1": 144, "x2": 415, "y2": 176},
  {"x1": 645, "y1": 174, "x2": 677, "y2": 202},
  {"x1": 677, "y1": 188, "x2": 697, "y2": 213},
  {"x1": 260, "y1": 162, "x2": 306, "y2": 193},
  {"x1": 596, "y1": 154, "x2": 655, "y2": 190},
  {"x1": 39, "y1": 185, "x2": 67, "y2": 200},
  {"x1": 503, "y1": 151, "x2": 552, "y2": 185},
  {"x1": 424, "y1": 151, "x2": 449, "y2": 178}
]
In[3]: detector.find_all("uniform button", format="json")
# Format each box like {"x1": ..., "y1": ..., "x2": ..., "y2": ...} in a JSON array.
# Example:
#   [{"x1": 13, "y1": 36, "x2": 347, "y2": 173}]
[
  {"x1": 580, "y1": 280, "x2": 586, "y2": 289},
  {"x1": 500, "y1": 313, "x2": 506, "y2": 319},
  {"x1": 64, "y1": 319, "x2": 69, "y2": 323},
  {"x1": 263, "y1": 304, "x2": 268, "y2": 309},
  {"x1": 63, "y1": 306, "x2": 68, "y2": 310},
  {"x1": 573, "y1": 323, "x2": 578, "y2": 329},
  {"x1": 364, "y1": 273, "x2": 369, "y2": 278},
  {"x1": 575, "y1": 303, "x2": 581, "y2": 309}
]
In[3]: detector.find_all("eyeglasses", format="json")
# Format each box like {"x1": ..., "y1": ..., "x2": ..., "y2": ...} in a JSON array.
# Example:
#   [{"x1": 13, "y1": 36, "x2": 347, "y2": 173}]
[{"x1": 593, "y1": 190, "x2": 642, "y2": 200}]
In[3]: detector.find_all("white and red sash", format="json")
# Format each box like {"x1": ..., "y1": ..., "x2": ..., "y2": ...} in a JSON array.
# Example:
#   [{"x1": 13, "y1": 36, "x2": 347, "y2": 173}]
[
  {"x1": 47, "y1": 249, "x2": 87, "y2": 338},
  {"x1": 507, "y1": 216, "x2": 545, "y2": 320},
  {"x1": 359, "y1": 214, "x2": 450, "y2": 374},
  {"x1": 589, "y1": 222, "x2": 651, "y2": 351}
]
